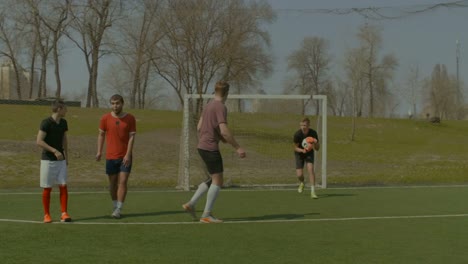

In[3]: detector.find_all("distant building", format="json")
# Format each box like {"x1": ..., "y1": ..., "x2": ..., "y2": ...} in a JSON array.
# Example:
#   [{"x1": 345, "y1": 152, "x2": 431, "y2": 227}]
[{"x1": 0, "y1": 60, "x2": 38, "y2": 100}]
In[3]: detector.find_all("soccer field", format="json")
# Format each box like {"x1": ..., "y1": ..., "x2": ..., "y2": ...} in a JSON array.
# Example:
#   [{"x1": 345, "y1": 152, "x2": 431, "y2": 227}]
[{"x1": 1, "y1": 186, "x2": 468, "y2": 263}]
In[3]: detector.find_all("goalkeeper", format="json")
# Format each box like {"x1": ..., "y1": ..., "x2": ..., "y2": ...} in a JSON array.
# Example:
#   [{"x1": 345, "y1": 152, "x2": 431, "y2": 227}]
[{"x1": 293, "y1": 117, "x2": 320, "y2": 198}]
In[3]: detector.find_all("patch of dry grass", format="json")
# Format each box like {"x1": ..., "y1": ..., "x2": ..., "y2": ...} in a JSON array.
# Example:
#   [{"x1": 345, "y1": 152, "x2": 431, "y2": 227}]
[{"x1": 2, "y1": 105, "x2": 468, "y2": 189}]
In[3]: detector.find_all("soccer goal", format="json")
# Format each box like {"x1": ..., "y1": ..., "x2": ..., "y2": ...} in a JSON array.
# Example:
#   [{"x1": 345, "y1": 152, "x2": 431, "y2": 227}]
[{"x1": 177, "y1": 94, "x2": 327, "y2": 191}]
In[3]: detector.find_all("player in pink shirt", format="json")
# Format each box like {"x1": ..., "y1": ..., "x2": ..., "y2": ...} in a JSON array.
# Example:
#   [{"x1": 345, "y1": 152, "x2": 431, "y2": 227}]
[{"x1": 182, "y1": 81, "x2": 246, "y2": 223}]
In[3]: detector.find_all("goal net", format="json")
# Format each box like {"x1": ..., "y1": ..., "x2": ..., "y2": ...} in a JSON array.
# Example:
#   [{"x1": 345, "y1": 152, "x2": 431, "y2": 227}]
[{"x1": 177, "y1": 94, "x2": 327, "y2": 191}]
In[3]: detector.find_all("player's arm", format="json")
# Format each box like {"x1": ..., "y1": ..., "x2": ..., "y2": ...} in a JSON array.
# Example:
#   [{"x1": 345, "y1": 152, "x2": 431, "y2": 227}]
[
  {"x1": 312, "y1": 132, "x2": 320, "y2": 151},
  {"x1": 219, "y1": 134, "x2": 227, "y2": 143},
  {"x1": 219, "y1": 123, "x2": 246, "y2": 158},
  {"x1": 96, "y1": 129, "x2": 106, "y2": 161},
  {"x1": 63, "y1": 131, "x2": 69, "y2": 165},
  {"x1": 197, "y1": 116, "x2": 203, "y2": 132},
  {"x1": 314, "y1": 140, "x2": 320, "y2": 151},
  {"x1": 123, "y1": 132, "x2": 136, "y2": 167},
  {"x1": 36, "y1": 130, "x2": 64, "y2": 160},
  {"x1": 293, "y1": 142, "x2": 305, "y2": 153}
]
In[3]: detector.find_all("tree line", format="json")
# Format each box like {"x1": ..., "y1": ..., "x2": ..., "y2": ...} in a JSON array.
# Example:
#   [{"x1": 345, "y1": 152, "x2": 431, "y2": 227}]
[
  {"x1": 286, "y1": 22, "x2": 465, "y2": 121},
  {"x1": 0, "y1": 0, "x2": 464, "y2": 119},
  {"x1": 0, "y1": 0, "x2": 274, "y2": 111}
]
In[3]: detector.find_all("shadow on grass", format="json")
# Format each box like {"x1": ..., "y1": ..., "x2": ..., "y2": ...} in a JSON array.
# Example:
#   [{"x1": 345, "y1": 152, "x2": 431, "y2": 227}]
[
  {"x1": 74, "y1": 210, "x2": 185, "y2": 221},
  {"x1": 224, "y1": 212, "x2": 318, "y2": 222},
  {"x1": 318, "y1": 193, "x2": 356, "y2": 199}
]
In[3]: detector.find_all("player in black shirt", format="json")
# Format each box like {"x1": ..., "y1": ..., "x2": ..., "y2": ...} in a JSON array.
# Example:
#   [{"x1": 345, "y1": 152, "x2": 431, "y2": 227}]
[
  {"x1": 293, "y1": 117, "x2": 320, "y2": 198},
  {"x1": 36, "y1": 100, "x2": 71, "y2": 223}
]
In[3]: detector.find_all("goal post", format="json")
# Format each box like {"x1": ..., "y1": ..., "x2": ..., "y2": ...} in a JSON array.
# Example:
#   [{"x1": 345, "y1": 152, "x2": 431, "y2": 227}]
[{"x1": 178, "y1": 94, "x2": 327, "y2": 191}]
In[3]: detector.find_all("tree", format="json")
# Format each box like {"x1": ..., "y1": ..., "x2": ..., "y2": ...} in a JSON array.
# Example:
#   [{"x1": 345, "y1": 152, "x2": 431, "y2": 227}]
[
  {"x1": 356, "y1": 23, "x2": 398, "y2": 117},
  {"x1": 344, "y1": 47, "x2": 366, "y2": 118},
  {"x1": 423, "y1": 64, "x2": 461, "y2": 119},
  {"x1": 333, "y1": 78, "x2": 352, "y2": 117},
  {"x1": 151, "y1": 0, "x2": 275, "y2": 115},
  {"x1": 18, "y1": 0, "x2": 70, "y2": 99},
  {"x1": 344, "y1": 47, "x2": 366, "y2": 141},
  {"x1": 13, "y1": 0, "x2": 40, "y2": 99},
  {"x1": 68, "y1": 0, "x2": 119, "y2": 108},
  {"x1": 112, "y1": 0, "x2": 164, "y2": 109},
  {"x1": 404, "y1": 64, "x2": 421, "y2": 118},
  {"x1": 26, "y1": 0, "x2": 71, "y2": 99},
  {"x1": 287, "y1": 36, "x2": 331, "y2": 115},
  {"x1": 0, "y1": 4, "x2": 27, "y2": 99}
]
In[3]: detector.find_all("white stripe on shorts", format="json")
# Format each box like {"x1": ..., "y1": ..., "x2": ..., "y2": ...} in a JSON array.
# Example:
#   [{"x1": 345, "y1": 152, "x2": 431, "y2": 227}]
[{"x1": 40, "y1": 160, "x2": 67, "y2": 188}]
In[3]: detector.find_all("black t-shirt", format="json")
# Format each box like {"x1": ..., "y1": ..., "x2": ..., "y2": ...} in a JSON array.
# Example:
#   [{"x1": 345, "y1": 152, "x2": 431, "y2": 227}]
[
  {"x1": 39, "y1": 117, "x2": 68, "y2": 160},
  {"x1": 293, "y1": 128, "x2": 319, "y2": 154}
]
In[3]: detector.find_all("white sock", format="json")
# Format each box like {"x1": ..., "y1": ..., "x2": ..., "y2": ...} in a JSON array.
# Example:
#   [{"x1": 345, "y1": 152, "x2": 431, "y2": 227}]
[
  {"x1": 189, "y1": 182, "x2": 209, "y2": 207},
  {"x1": 202, "y1": 184, "x2": 221, "y2": 217},
  {"x1": 311, "y1": 186, "x2": 315, "y2": 193},
  {"x1": 113, "y1": 200, "x2": 117, "y2": 209},
  {"x1": 116, "y1": 201, "x2": 123, "y2": 210}
]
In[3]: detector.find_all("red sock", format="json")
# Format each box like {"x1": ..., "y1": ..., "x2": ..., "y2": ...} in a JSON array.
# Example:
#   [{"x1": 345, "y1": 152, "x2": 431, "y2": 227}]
[
  {"x1": 42, "y1": 188, "x2": 52, "y2": 215},
  {"x1": 59, "y1": 185, "x2": 68, "y2": 213}
]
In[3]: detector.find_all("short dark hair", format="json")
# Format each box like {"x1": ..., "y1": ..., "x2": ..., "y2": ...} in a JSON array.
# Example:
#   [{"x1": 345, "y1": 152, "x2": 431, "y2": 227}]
[
  {"x1": 52, "y1": 100, "x2": 66, "y2": 113},
  {"x1": 110, "y1": 94, "x2": 124, "y2": 104},
  {"x1": 214, "y1": 81, "x2": 230, "y2": 97},
  {"x1": 301, "y1": 117, "x2": 310, "y2": 124}
]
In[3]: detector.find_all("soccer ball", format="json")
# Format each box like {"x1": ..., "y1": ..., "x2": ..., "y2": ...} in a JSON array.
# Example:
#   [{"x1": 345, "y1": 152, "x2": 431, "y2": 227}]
[{"x1": 301, "y1": 137, "x2": 316, "y2": 152}]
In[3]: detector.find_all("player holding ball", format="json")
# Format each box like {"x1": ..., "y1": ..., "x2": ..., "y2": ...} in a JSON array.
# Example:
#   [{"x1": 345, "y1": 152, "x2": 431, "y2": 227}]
[{"x1": 293, "y1": 117, "x2": 320, "y2": 198}]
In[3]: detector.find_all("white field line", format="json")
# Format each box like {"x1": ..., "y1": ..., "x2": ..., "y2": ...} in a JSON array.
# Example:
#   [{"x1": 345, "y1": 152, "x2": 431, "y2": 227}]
[
  {"x1": 2, "y1": 184, "x2": 468, "y2": 195},
  {"x1": 1, "y1": 213, "x2": 468, "y2": 225}
]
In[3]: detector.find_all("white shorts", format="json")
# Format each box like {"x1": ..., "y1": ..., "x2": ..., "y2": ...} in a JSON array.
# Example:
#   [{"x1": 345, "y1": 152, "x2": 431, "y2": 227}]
[{"x1": 40, "y1": 160, "x2": 68, "y2": 188}]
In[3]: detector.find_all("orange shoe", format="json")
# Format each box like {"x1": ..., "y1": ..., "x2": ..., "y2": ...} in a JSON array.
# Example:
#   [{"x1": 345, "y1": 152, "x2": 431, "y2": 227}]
[
  {"x1": 60, "y1": 212, "x2": 72, "y2": 222},
  {"x1": 43, "y1": 214, "x2": 52, "y2": 223},
  {"x1": 182, "y1": 204, "x2": 197, "y2": 220},
  {"x1": 200, "y1": 215, "x2": 223, "y2": 223}
]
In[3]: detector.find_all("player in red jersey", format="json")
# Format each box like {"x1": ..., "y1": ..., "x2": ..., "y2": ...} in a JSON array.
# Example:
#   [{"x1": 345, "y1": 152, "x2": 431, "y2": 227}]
[{"x1": 96, "y1": 94, "x2": 136, "y2": 219}]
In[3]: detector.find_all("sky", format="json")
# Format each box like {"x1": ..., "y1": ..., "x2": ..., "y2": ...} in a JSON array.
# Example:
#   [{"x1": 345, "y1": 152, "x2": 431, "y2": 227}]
[
  {"x1": 56, "y1": 0, "x2": 468, "y2": 116},
  {"x1": 262, "y1": 0, "x2": 468, "y2": 116}
]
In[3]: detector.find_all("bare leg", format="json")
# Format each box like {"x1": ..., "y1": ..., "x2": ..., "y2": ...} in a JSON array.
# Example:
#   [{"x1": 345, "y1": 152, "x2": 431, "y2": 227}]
[
  {"x1": 108, "y1": 174, "x2": 118, "y2": 202},
  {"x1": 117, "y1": 172, "x2": 130, "y2": 203},
  {"x1": 306, "y1": 163, "x2": 317, "y2": 198}
]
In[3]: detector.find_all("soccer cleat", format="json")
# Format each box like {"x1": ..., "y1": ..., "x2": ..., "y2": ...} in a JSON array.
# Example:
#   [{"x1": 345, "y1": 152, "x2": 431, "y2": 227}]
[
  {"x1": 182, "y1": 204, "x2": 197, "y2": 220},
  {"x1": 297, "y1": 182, "x2": 305, "y2": 193},
  {"x1": 111, "y1": 208, "x2": 121, "y2": 219},
  {"x1": 60, "y1": 212, "x2": 72, "y2": 222},
  {"x1": 43, "y1": 214, "x2": 52, "y2": 223},
  {"x1": 200, "y1": 215, "x2": 223, "y2": 223},
  {"x1": 311, "y1": 192, "x2": 318, "y2": 199}
]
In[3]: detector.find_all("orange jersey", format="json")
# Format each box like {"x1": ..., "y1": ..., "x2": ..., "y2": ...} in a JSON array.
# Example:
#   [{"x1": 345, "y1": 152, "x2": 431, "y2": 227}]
[{"x1": 99, "y1": 113, "x2": 136, "y2": 159}]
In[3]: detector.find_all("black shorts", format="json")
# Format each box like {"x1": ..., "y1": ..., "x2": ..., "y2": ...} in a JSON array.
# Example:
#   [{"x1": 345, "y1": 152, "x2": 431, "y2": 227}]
[
  {"x1": 106, "y1": 159, "x2": 132, "y2": 175},
  {"x1": 198, "y1": 149, "x2": 223, "y2": 174},
  {"x1": 294, "y1": 152, "x2": 314, "y2": 169}
]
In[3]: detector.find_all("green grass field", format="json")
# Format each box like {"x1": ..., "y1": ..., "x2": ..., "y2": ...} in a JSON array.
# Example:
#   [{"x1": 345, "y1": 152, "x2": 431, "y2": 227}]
[
  {"x1": 1, "y1": 104, "x2": 468, "y2": 188},
  {"x1": 1, "y1": 104, "x2": 468, "y2": 263},
  {"x1": 2, "y1": 186, "x2": 468, "y2": 263}
]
